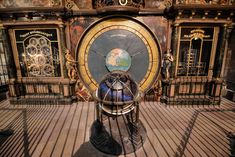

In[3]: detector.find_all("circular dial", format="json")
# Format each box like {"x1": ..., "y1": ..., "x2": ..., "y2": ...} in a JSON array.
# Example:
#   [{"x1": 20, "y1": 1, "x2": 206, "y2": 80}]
[
  {"x1": 105, "y1": 48, "x2": 132, "y2": 72},
  {"x1": 119, "y1": 0, "x2": 128, "y2": 5},
  {"x1": 76, "y1": 17, "x2": 161, "y2": 93}
]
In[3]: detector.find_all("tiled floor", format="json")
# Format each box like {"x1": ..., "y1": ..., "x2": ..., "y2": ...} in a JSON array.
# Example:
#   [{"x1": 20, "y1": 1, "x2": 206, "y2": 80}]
[{"x1": 0, "y1": 99, "x2": 234, "y2": 157}]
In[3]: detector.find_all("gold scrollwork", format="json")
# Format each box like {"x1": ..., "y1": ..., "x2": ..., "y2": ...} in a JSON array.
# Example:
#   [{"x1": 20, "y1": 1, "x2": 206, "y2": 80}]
[
  {"x1": 65, "y1": 0, "x2": 76, "y2": 9},
  {"x1": 184, "y1": 29, "x2": 210, "y2": 40},
  {"x1": 51, "y1": 0, "x2": 62, "y2": 6},
  {"x1": 164, "y1": 0, "x2": 172, "y2": 7},
  {"x1": 93, "y1": 0, "x2": 144, "y2": 8},
  {"x1": 64, "y1": 49, "x2": 91, "y2": 101}
]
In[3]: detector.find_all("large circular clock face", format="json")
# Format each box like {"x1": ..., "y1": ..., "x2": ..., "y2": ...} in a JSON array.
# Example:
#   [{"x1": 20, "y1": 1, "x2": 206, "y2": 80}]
[{"x1": 76, "y1": 17, "x2": 161, "y2": 93}]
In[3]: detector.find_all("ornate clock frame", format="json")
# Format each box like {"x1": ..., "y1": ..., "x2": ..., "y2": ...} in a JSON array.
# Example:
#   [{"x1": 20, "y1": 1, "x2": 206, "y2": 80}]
[{"x1": 76, "y1": 16, "x2": 162, "y2": 93}]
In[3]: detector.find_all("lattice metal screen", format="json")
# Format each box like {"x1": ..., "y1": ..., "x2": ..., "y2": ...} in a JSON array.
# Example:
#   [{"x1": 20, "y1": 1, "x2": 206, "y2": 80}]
[
  {"x1": 14, "y1": 28, "x2": 61, "y2": 77},
  {"x1": 177, "y1": 27, "x2": 214, "y2": 76},
  {"x1": 24, "y1": 36, "x2": 54, "y2": 77}
]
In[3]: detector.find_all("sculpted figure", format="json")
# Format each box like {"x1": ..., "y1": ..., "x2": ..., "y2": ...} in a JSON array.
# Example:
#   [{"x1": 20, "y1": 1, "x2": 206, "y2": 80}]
[
  {"x1": 162, "y1": 49, "x2": 174, "y2": 80},
  {"x1": 65, "y1": 49, "x2": 78, "y2": 81},
  {"x1": 75, "y1": 79, "x2": 91, "y2": 101}
]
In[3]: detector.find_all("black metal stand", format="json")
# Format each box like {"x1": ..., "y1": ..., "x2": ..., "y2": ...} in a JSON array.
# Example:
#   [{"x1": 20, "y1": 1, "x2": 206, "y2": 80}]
[{"x1": 90, "y1": 102, "x2": 146, "y2": 155}]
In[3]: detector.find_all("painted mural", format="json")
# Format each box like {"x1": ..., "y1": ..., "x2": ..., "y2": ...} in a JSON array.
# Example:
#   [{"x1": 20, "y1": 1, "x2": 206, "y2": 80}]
[
  {"x1": 137, "y1": 16, "x2": 168, "y2": 53},
  {"x1": 145, "y1": 0, "x2": 171, "y2": 8},
  {"x1": 69, "y1": 17, "x2": 96, "y2": 55},
  {"x1": 0, "y1": 0, "x2": 62, "y2": 7},
  {"x1": 65, "y1": 0, "x2": 93, "y2": 9},
  {"x1": 73, "y1": 0, "x2": 92, "y2": 8}
]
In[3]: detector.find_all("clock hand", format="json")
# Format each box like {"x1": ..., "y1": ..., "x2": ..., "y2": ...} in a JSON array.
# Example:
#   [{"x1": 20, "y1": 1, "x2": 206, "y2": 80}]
[
  {"x1": 90, "y1": 49, "x2": 106, "y2": 58},
  {"x1": 123, "y1": 36, "x2": 135, "y2": 52},
  {"x1": 131, "y1": 51, "x2": 144, "y2": 57},
  {"x1": 125, "y1": 41, "x2": 133, "y2": 52}
]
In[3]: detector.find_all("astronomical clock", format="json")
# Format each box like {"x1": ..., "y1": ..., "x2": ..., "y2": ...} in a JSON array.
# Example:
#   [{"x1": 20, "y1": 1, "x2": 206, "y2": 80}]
[{"x1": 76, "y1": 16, "x2": 162, "y2": 93}]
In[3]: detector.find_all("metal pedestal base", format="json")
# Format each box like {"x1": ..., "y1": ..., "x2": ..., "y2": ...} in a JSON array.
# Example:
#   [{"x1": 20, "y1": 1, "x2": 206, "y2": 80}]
[{"x1": 90, "y1": 115, "x2": 146, "y2": 155}]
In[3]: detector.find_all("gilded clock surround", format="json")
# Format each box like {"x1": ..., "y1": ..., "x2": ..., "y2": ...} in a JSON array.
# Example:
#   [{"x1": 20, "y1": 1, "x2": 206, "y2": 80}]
[{"x1": 76, "y1": 16, "x2": 161, "y2": 93}]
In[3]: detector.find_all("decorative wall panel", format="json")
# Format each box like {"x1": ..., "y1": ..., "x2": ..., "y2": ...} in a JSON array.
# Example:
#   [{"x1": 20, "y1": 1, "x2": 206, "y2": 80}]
[
  {"x1": 65, "y1": 0, "x2": 93, "y2": 9},
  {"x1": 69, "y1": 17, "x2": 96, "y2": 53},
  {"x1": 92, "y1": 0, "x2": 145, "y2": 8},
  {"x1": 0, "y1": 0, "x2": 62, "y2": 8},
  {"x1": 176, "y1": 27, "x2": 215, "y2": 76},
  {"x1": 137, "y1": 16, "x2": 168, "y2": 53},
  {"x1": 145, "y1": 0, "x2": 172, "y2": 8},
  {"x1": 14, "y1": 28, "x2": 61, "y2": 77},
  {"x1": 175, "y1": 0, "x2": 232, "y2": 5}
]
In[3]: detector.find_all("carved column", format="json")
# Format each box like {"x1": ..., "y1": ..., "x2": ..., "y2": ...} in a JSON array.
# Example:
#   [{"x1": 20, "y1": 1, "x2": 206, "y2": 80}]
[
  {"x1": 213, "y1": 24, "x2": 233, "y2": 78},
  {"x1": 58, "y1": 23, "x2": 75, "y2": 100},
  {"x1": 171, "y1": 22, "x2": 180, "y2": 78},
  {"x1": 211, "y1": 24, "x2": 233, "y2": 102},
  {"x1": 1, "y1": 26, "x2": 17, "y2": 97},
  {"x1": 161, "y1": 22, "x2": 179, "y2": 104},
  {"x1": 58, "y1": 23, "x2": 68, "y2": 78},
  {"x1": 167, "y1": 22, "x2": 179, "y2": 101},
  {"x1": 220, "y1": 24, "x2": 233, "y2": 78},
  {"x1": 59, "y1": 23, "x2": 68, "y2": 98}
]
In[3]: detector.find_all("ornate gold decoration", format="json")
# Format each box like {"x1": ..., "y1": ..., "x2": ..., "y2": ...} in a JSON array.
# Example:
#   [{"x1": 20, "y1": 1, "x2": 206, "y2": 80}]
[
  {"x1": 65, "y1": 0, "x2": 78, "y2": 9},
  {"x1": 144, "y1": 80, "x2": 162, "y2": 101},
  {"x1": 164, "y1": 0, "x2": 172, "y2": 7},
  {"x1": 24, "y1": 36, "x2": 54, "y2": 77},
  {"x1": 51, "y1": 0, "x2": 62, "y2": 6},
  {"x1": 178, "y1": 28, "x2": 213, "y2": 76},
  {"x1": 93, "y1": 0, "x2": 144, "y2": 8},
  {"x1": 184, "y1": 29, "x2": 210, "y2": 40},
  {"x1": 75, "y1": 79, "x2": 91, "y2": 101},
  {"x1": 65, "y1": 49, "x2": 78, "y2": 81}
]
